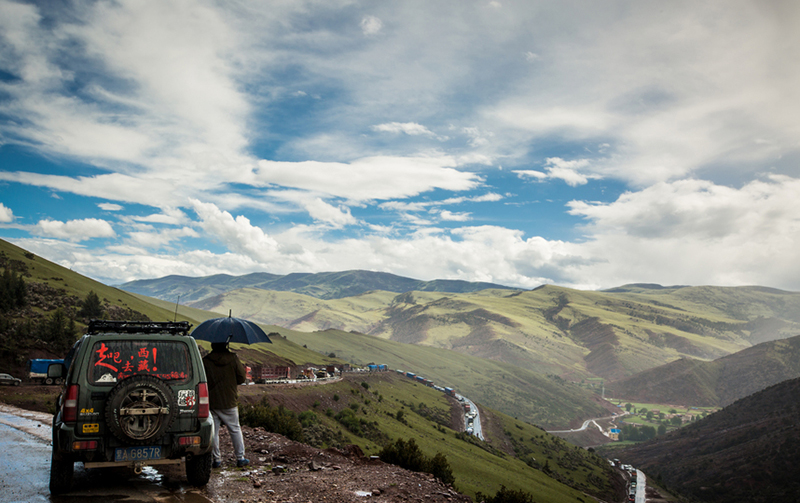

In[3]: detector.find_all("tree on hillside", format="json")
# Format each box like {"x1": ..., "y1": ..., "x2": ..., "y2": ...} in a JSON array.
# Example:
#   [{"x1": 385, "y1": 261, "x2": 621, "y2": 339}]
[
  {"x1": 79, "y1": 290, "x2": 105, "y2": 319},
  {"x1": 0, "y1": 269, "x2": 27, "y2": 312},
  {"x1": 40, "y1": 308, "x2": 77, "y2": 352}
]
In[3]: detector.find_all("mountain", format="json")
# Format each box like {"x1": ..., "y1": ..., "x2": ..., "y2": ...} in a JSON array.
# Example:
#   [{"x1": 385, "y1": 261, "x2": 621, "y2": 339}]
[
  {"x1": 118, "y1": 270, "x2": 517, "y2": 302},
  {"x1": 184, "y1": 283, "x2": 800, "y2": 382},
  {"x1": 618, "y1": 377, "x2": 800, "y2": 502},
  {"x1": 607, "y1": 334, "x2": 800, "y2": 406},
  {"x1": 0, "y1": 239, "x2": 339, "y2": 377}
]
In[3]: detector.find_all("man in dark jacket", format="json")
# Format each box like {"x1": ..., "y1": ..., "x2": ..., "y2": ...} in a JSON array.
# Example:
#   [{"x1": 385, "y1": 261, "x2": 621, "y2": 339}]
[{"x1": 203, "y1": 342, "x2": 249, "y2": 468}]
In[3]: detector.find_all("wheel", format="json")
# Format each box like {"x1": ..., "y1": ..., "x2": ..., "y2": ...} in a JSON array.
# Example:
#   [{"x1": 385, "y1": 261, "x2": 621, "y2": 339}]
[
  {"x1": 49, "y1": 451, "x2": 73, "y2": 494},
  {"x1": 54, "y1": 378, "x2": 63, "y2": 385},
  {"x1": 13, "y1": 380, "x2": 20, "y2": 386},
  {"x1": 45, "y1": 377, "x2": 54, "y2": 385},
  {"x1": 186, "y1": 452, "x2": 212, "y2": 486},
  {"x1": 104, "y1": 375, "x2": 177, "y2": 445}
]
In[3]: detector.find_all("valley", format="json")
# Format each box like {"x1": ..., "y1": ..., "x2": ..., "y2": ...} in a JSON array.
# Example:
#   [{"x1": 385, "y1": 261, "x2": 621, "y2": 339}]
[{"x1": 3, "y1": 237, "x2": 800, "y2": 502}]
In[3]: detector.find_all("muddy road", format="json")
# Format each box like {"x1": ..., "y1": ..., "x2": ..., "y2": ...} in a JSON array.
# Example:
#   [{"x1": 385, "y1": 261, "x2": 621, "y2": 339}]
[{"x1": 0, "y1": 407, "x2": 213, "y2": 503}]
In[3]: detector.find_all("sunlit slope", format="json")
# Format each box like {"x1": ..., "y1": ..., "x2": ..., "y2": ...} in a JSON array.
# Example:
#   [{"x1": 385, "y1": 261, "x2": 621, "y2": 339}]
[
  {"x1": 280, "y1": 328, "x2": 610, "y2": 429},
  {"x1": 607, "y1": 333, "x2": 800, "y2": 407},
  {"x1": 0, "y1": 239, "x2": 193, "y2": 324},
  {"x1": 193, "y1": 283, "x2": 800, "y2": 381}
]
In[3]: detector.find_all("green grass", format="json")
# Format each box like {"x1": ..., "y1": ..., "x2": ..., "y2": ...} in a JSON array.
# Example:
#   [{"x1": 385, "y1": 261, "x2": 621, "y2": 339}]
[
  {"x1": 280, "y1": 328, "x2": 608, "y2": 429},
  {"x1": 244, "y1": 372, "x2": 613, "y2": 503}
]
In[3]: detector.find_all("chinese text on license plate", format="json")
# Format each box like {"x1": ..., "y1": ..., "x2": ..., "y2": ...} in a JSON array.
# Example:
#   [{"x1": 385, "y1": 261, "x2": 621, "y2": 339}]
[{"x1": 115, "y1": 446, "x2": 161, "y2": 462}]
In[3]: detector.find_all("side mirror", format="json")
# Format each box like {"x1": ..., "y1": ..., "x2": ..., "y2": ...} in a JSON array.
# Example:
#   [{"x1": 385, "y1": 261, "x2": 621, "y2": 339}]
[{"x1": 47, "y1": 363, "x2": 65, "y2": 379}]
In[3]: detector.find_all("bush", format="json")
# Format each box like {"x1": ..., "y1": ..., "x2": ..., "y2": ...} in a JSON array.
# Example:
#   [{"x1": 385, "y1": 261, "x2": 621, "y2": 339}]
[
  {"x1": 239, "y1": 398, "x2": 304, "y2": 442},
  {"x1": 378, "y1": 438, "x2": 455, "y2": 485},
  {"x1": 475, "y1": 485, "x2": 536, "y2": 503}
]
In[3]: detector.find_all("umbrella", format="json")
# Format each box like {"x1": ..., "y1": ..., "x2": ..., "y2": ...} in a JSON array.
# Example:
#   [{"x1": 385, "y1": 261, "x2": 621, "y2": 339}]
[{"x1": 191, "y1": 314, "x2": 273, "y2": 345}]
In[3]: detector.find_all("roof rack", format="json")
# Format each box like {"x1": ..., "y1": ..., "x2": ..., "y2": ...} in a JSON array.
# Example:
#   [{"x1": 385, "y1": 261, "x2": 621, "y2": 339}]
[{"x1": 87, "y1": 320, "x2": 192, "y2": 335}]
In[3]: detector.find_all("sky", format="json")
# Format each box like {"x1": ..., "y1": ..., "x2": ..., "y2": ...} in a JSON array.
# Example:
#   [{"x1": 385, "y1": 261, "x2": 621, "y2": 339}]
[{"x1": 1, "y1": 0, "x2": 799, "y2": 291}]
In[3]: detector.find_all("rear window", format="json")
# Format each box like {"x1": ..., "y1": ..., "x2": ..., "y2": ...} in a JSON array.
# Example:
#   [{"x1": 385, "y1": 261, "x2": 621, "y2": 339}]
[{"x1": 89, "y1": 340, "x2": 192, "y2": 385}]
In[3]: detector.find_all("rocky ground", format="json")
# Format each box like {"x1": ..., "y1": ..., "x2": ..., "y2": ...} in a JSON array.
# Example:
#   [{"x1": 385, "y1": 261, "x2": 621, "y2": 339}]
[
  {"x1": 204, "y1": 424, "x2": 471, "y2": 503},
  {"x1": 0, "y1": 400, "x2": 470, "y2": 503}
]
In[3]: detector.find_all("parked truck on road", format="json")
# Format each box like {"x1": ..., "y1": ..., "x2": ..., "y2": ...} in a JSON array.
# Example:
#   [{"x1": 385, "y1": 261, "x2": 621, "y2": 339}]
[{"x1": 27, "y1": 359, "x2": 65, "y2": 385}]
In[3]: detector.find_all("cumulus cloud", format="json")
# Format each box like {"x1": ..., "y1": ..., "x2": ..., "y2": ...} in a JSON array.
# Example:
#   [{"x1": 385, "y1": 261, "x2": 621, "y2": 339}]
[
  {"x1": 34, "y1": 218, "x2": 115, "y2": 241},
  {"x1": 0, "y1": 203, "x2": 14, "y2": 223},
  {"x1": 439, "y1": 210, "x2": 471, "y2": 222}
]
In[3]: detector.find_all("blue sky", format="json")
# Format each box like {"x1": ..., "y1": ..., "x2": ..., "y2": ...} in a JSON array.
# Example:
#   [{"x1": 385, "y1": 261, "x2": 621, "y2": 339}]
[{"x1": 1, "y1": 0, "x2": 799, "y2": 291}]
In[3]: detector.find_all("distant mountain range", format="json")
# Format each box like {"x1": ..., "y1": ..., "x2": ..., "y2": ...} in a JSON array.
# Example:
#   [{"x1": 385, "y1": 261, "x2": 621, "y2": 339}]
[
  {"x1": 141, "y1": 274, "x2": 800, "y2": 383},
  {"x1": 118, "y1": 270, "x2": 517, "y2": 302},
  {"x1": 619, "y1": 376, "x2": 800, "y2": 502},
  {"x1": 607, "y1": 334, "x2": 800, "y2": 407}
]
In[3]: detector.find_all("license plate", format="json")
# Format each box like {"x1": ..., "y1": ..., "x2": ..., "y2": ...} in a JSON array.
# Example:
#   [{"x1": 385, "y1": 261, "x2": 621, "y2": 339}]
[{"x1": 115, "y1": 446, "x2": 162, "y2": 462}]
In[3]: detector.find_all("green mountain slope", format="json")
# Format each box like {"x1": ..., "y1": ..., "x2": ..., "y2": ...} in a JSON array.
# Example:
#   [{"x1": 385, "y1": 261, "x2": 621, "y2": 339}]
[
  {"x1": 120, "y1": 270, "x2": 515, "y2": 302},
  {"x1": 279, "y1": 328, "x2": 613, "y2": 429},
  {"x1": 607, "y1": 333, "x2": 800, "y2": 406},
  {"x1": 617, "y1": 377, "x2": 800, "y2": 502},
  {"x1": 0, "y1": 239, "x2": 341, "y2": 375},
  {"x1": 189, "y1": 283, "x2": 800, "y2": 382},
  {"x1": 237, "y1": 371, "x2": 624, "y2": 502}
]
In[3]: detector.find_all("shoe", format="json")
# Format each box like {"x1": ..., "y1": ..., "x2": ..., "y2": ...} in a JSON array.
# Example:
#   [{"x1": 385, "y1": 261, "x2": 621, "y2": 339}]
[
  {"x1": 212, "y1": 460, "x2": 222, "y2": 468},
  {"x1": 237, "y1": 458, "x2": 250, "y2": 467}
]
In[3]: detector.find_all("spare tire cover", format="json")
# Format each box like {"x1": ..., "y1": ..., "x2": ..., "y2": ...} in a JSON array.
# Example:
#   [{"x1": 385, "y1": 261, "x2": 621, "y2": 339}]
[{"x1": 104, "y1": 375, "x2": 177, "y2": 444}]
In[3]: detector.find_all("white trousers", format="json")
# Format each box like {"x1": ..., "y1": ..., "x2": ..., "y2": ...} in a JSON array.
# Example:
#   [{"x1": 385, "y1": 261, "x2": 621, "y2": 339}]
[{"x1": 211, "y1": 408, "x2": 246, "y2": 462}]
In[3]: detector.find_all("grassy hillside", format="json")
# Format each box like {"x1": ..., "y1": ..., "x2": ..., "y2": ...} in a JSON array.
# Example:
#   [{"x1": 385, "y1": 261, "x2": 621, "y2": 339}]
[
  {"x1": 278, "y1": 328, "x2": 612, "y2": 429},
  {"x1": 120, "y1": 270, "x2": 515, "y2": 302},
  {"x1": 607, "y1": 334, "x2": 800, "y2": 407},
  {"x1": 237, "y1": 372, "x2": 624, "y2": 502},
  {"x1": 189, "y1": 284, "x2": 800, "y2": 382},
  {"x1": 0, "y1": 239, "x2": 345, "y2": 375},
  {"x1": 617, "y1": 377, "x2": 800, "y2": 502}
]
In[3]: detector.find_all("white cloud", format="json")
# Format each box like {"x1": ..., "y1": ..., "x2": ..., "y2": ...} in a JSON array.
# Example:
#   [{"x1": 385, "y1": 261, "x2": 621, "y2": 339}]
[
  {"x1": 127, "y1": 226, "x2": 199, "y2": 248},
  {"x1": 0, "y1": 203, "x2": 14, "y2": 223},
  {"x1": 255, "y1": 156, "x2": 481, "y2": 201},
  {"x1": 303, "y1": 198, "x2": 357, "y2": 228},
  {"x1": 371, "y1": 122, "x2": 436, "y2": 137},
  {"x1": 514, "y1": 158, "x2": 595, "y2": 186},
  {"x1": 34, "y1": 218, "x2": 115, "y2": 241},
  {"x1": 439, "y1": 210, "x2": 471, "y2": 222},
  {"x1": 361, "y1": 15, "x2": 383, "y2": 36},
  {"x1": 98, "y1": 203, "x2": 123, "y2": 211}
]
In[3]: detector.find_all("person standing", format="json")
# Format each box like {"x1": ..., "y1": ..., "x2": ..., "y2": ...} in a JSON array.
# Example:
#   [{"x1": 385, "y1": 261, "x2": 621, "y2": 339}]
[{"x1": 203, "y1": 342, "x2": 249, "y2": 468}]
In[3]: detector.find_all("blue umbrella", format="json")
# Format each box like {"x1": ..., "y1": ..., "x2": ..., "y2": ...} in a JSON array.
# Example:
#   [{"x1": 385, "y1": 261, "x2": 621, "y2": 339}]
[{"x1": 191, "y1": 314, "x2": 273, "y2": 345}]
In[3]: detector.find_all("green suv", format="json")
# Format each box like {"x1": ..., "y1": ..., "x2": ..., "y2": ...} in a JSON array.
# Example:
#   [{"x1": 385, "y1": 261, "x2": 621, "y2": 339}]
[{"x1": 48, "y1": 320, "x2": 214, "y2": 494}]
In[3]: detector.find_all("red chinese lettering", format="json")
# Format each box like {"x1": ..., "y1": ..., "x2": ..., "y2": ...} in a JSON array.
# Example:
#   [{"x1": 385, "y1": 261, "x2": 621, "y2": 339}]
[{"x1": 94, "y1": 343, "x2": 118, "y2": 372}]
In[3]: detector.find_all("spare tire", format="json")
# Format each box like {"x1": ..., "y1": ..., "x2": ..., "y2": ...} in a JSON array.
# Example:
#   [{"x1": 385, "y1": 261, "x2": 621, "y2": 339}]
[{"x1": 104, "y1": 375, "x2": 177, "y2": 445}]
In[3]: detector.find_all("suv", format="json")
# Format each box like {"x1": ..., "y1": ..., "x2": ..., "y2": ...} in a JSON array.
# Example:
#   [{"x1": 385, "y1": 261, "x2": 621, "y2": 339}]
[
  {"x1": 0, "y1": 373, "x2": 21, "y2": 386},
  {"x1": 48, "y1": 320, "x2": 214, "y2": 494}
]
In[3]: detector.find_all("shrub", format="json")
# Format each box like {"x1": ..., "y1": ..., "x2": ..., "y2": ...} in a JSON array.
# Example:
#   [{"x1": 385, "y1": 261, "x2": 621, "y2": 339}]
[
  {"x1": 239, "y1": 398, "x2": 304, "y2": 442},
  {"x1": 475, "y1": 485, "x2": 536, "y2": 503},
  {"x1": 378, "y1": 438, "x2": 455, "y2": 485}
]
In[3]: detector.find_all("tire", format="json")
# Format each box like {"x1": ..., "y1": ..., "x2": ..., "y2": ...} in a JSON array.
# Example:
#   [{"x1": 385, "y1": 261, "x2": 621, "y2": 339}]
[
  {"x1": 186, "y1": 452, "x2": 212, "y2": 486},
  {"x1": 54, "y1": 378, "x2": 63, "y2": 385},
  {"x1": 104, "y1": 375, "x2": 177, "y2": 445},
  {"x1": 13, "y1": 380, "x2": 20, "y2": 386},
  {"x1": 45, "y1": 377, "x2": 54, "y2": 385},
  {"x1": 49, "y1": 452, "x2": 73, "y2": 494}
]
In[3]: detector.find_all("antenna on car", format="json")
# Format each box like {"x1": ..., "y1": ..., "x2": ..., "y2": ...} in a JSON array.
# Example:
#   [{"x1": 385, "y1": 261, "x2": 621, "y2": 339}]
[{"x1": 173, "y1": 294, "x2": 181, "y2": 322}]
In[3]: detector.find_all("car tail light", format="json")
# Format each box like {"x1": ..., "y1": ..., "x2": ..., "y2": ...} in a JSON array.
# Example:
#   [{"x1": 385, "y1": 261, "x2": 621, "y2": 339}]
[
  {"x1": 72, "y1": 440, "x2": 97, "y2": 450},
  {"x1": 179, "y1": 436, "x2": 201, "y2": 446},
  {"x1": 197, "y1": 382, "x2": 209, "y2": 419},
  {"x1": 63, "y1": 384, "x2": 79, "y2": 423}
]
